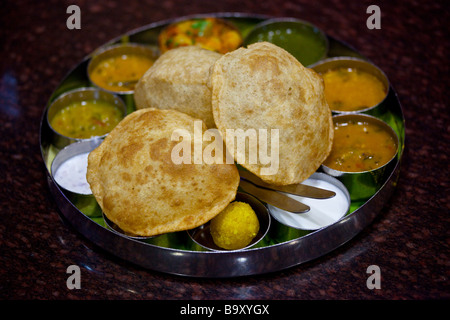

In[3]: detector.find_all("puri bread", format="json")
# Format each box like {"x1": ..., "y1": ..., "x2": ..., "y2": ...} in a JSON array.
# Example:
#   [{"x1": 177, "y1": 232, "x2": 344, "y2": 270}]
[
  {"x1": 210, "y1": 42, "x2": 333, "y2": 185},
  {"x1": 86, "y1": 108, "x2": 240, "y2": 237},
  {"x1": 134, "y1": 46, "x2": 221, "y2": 128}
]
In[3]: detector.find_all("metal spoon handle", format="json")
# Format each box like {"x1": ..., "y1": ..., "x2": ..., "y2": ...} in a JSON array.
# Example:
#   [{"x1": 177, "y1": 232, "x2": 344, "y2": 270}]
[
  {"x1": 239, "y1": 168, "x2": 336, "y2": 199},
  {"x1": 239, "y1": 179, "x2": 310, "y2": 213}
]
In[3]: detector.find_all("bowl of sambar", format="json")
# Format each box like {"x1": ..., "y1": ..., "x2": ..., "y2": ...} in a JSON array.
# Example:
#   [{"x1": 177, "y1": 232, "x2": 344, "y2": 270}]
[
  {"x1": 322, "y1": 114, "x2": 399, "y2": 201},
  {"x1": 87, "y1": 43, "x2": 159, "y2": 94},
  {"x1": 311, "y1": 57, "x2": 389, "y2": 116}
]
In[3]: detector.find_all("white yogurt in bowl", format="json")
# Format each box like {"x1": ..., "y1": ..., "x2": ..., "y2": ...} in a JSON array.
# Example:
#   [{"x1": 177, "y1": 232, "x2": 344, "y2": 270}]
[
  {"x1": 51, "y1": 139, "x2": 103, "y2": 195},
  {"x1": 53, "y1": 152, "x2": 91, "y2": 194},
  {"x1": 268, "y1": 172, "x2": 351, "y2": 230}
]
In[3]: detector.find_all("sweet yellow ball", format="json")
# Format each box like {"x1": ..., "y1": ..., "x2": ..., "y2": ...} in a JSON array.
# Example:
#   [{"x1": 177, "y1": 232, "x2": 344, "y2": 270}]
[{"x1": 210, "y1": 201, "x2": 260, "y2": 250}]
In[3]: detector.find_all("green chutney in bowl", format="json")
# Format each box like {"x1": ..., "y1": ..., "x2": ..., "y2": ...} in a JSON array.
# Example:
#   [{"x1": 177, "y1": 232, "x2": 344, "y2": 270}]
[{"x1": 243, "y1": 18, "x2": 328, "y2": 66}]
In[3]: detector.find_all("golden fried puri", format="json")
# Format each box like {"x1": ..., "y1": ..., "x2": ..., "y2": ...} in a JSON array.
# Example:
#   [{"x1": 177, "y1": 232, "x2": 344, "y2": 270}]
[
  {"x1": 134, "y1": 46, "x2": 221, "y2": 128},
  {"x1": 86, "y1": 108, "x2": 240, "y2": 237},
  {"x1": 210, "y1": 42, "x2": 333, "y2": 185}
]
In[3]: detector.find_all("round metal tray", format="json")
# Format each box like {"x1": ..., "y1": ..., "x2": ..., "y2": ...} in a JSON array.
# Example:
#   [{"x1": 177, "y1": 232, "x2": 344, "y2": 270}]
[{"x1": 39, "y1": 13, "x2": 405, "y2": 278}]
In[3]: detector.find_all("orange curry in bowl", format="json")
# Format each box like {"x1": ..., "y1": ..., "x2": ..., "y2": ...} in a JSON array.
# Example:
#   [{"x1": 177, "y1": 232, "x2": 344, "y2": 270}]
[
  {"x1": 323, "y1": 117, "x2": 398, "y2": 172},
  {"x1": 322, "y1": 67, "x2": 387, "y2": 112}
]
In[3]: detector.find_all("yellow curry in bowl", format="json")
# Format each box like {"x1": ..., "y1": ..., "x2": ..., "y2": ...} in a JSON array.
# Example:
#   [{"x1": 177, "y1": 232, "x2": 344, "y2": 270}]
[
  {"x1": 323, "y1": 68, "x2": 387, "y2": 111},
  {"x1": 89, "y1": 54, "x2": 153, "y2": 93},
  {"x1": 88, "y1": 44, "x2": 158, "y2": 94},
  {"x1": 47, "y1": 88, "x2": 127, "y2": 144},
  {"x1": 50, "y1": 99, "x2": 124, "y2": 140},
  {"x1": 311, "y1": 57, "x2": 390, "y2": 114},
  {"x1": 322, "y1": 67, "x2": 387, "y2": 112},
  {"x1": 323, "y1": 115, "x2": 398, "y2": 173}
]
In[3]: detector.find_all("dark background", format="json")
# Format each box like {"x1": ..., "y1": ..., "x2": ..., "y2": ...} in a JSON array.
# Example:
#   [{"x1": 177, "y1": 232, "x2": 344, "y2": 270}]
[{"x1": 1, "y1": 0, "x2": 448, "y2": 300}]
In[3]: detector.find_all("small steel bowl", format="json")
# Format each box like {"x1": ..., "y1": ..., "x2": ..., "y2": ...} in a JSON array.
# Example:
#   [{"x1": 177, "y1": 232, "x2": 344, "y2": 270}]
[
  {"x1": 46, "y1": 87, "x2": 126, "y2": 149},
  {"x1": 158, "y1": 17, "x2": 243, "y2": 54},
  {"x1": 321, "y1": 114, "x2": 399, "y2": 201},
  {"x1": 268, "y1": 172, "x2": 351, "y2": 232},
  {"x1": 51, "y1": 138, "x2": 102, "y2": 196},
  {"x1": 87, "y1": 43, "x2": 159, "y2": 95},
  {"x1": 310, "y1": 57, "x2": 390, "y2": 116},
  {"x1": 243, "y1": 18, "x2": 329, "y2": 66},
  {"x1": 187, "y1": 192, "x2": 271, "y2": 252}
]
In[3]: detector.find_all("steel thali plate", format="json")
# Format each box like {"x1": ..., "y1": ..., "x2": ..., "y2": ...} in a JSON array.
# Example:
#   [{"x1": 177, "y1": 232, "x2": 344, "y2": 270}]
[{"x1": 40, "y1": 13, "x2": 405, "y2": 277}]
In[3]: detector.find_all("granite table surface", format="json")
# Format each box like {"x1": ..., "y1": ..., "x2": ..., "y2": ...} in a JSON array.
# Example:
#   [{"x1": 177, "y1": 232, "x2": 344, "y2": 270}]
[{"x1": 0, "y1": 0, "x2": 448, "y2": 301}]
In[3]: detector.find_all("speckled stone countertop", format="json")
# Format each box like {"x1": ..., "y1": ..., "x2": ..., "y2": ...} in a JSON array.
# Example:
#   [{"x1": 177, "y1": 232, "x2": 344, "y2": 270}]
[{"x1": 0, "y1": 0, "x2": 448, "y2": 301}]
